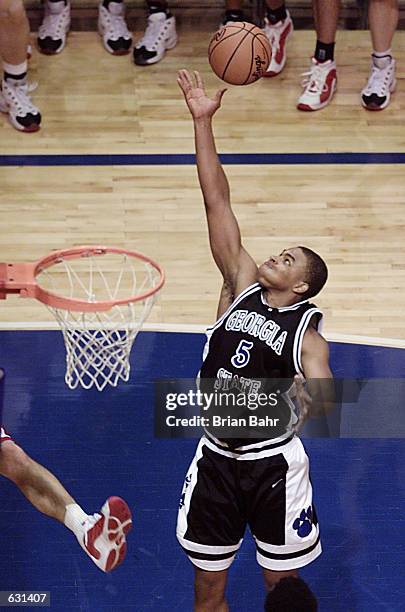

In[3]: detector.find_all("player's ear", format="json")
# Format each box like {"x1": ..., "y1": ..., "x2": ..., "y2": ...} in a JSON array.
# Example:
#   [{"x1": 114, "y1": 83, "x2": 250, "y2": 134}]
[{"x1": 293, "y1": 281, "x2": 308, "y2": 295}]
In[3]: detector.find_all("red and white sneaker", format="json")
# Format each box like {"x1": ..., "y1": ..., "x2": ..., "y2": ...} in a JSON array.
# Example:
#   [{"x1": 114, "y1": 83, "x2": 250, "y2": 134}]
[
  {"x1": 263, "y1": 11, "x2": 293, "y2": 77},
  {"x1": 81, "y1": 496, "x2": 132, "y2": 572},
  {"x1": 297, "y1": 58, "x2": 337, "y2": 111}
]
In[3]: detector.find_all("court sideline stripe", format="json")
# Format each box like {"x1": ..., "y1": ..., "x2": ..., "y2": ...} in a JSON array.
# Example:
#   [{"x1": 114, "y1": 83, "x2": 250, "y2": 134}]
[{"x1": 1, "y1": 153, "x2": 405, "y2": 166}]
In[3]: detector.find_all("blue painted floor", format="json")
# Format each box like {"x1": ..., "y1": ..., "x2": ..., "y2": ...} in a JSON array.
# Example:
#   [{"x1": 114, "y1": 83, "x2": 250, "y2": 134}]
[{"x1": 0, "y1": 331, "x2": 404, "y2": 612}]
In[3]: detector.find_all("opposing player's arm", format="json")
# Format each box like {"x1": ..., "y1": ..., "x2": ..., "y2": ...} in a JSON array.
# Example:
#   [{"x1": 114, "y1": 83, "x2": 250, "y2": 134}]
[
  {"x1": 178, "y1": 70, "x2": 258, "y2": 298},
  {"x1": 300, "y1": 327, "x2": 335, "y2": 418}
]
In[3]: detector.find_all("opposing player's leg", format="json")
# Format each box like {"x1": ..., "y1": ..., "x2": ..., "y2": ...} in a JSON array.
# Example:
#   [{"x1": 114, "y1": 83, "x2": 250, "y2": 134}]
[
  {"x1": 0, "y1": 437, "x2": 132, "y2": 571},
  {"x1": 194, "y1": 568, "x2": 229, "y2": 612},
  {"x1": 0, "y1": 0, "x2": 41, "y2": 131},
  {"x1": 297, "y1": 0, "x2": 339, "y2": 110},
  {"x1": 361, "y1": 0, "x2": 398, "y2": 110}
]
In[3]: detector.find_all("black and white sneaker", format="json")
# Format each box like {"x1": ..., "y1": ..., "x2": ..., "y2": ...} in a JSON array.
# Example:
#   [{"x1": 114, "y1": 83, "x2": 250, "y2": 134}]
[
  {"x1": 38, "y1": 1, "x2": 70, "y2": 55},
  {"x1": 133, "y1": 12, "x2": 177, "y2": 66},
  {"x1": 361, "y1": 56, "x2": 396, "y2": 111},
  {"x1": 0, "y1": 79, "x2": 41, "y2": 132},
  {"x1": 98, "y1": 2, "x2": 132, "y2": 55}
]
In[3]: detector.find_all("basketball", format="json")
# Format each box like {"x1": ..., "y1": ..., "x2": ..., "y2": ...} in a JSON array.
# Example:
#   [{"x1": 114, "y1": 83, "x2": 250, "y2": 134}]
[{"x1": 208, "y1": 22, "x2": 271, "y2": 86}]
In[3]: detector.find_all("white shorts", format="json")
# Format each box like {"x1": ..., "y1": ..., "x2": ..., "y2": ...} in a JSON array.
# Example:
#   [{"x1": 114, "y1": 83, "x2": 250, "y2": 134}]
[{"x1": 177, "y1": 434, "x2": 321, "y2": 572}]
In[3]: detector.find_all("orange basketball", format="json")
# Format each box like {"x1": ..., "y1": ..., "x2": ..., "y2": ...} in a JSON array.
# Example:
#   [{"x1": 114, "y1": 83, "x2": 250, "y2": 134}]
[{"x1": 208, "y1": 22, "x2": 271, "y2": 86}]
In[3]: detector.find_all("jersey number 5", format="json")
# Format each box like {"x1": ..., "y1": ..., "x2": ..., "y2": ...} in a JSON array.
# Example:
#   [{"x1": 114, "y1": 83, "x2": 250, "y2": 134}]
[{"x1": 231, "y1": 340, "x2": 254, "y2": 369}]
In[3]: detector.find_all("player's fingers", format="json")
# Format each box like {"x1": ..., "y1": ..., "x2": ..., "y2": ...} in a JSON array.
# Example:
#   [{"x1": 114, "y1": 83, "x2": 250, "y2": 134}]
[
  {"x1": 215, "y1": 88, "x2": 228, "y2": 104},
  {"x1": 178, "y1": 69, "x2": 192, "y2": 90},
  {"x1": 194, "y1": 70, "x2": 204, "y2": 89},
  {"x1": 181, "y1": 69, "x2": 194, "y2": 89}
]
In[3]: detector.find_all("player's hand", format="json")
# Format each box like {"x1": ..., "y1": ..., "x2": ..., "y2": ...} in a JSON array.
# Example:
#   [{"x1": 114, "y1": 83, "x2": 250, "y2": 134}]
[
  {"x1": 292, "y1": 374, "x2": 312, "y2": 434},
  {"x1": 177, "y1": 69, "x2": 227, "y2": 120}
]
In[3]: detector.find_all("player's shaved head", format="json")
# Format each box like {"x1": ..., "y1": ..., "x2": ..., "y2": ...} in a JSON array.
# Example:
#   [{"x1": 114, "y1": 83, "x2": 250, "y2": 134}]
[{"x1": 299, "y1": 246, "x2": 328, "y2": 299}]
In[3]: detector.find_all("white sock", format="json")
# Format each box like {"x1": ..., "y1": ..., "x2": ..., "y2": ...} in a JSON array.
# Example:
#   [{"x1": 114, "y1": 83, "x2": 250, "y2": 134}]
[
  {"x1": 372, "y1": 49, "x2": 392, "y2": 69},
  {"x1": 64, "y1": 503, "x2": 89, "y2": 540},
  {"x1": 3, "y1": 60, "x2": 28, "y2": 79}
]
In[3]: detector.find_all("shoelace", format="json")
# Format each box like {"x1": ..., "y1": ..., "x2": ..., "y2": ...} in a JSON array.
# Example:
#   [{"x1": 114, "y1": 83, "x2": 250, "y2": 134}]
[
  {"x1": 138, "y1": 15, "x2": 166, "y2": 49},
  {"x1": 3, "y1": 81, "x2": 38, "y2": 114},
  {"x1": 364, "y1": 64, "x2": 394, "y2": 96},
  {"x1": 103, "y1": 7, "x2": 130, "y2": 39},
  {"x1": 39, "y1": 8, "x2": 69, "y2": 38},
  {"x1": 301, "y1": 65, "x2": 329, "y2": 94}
]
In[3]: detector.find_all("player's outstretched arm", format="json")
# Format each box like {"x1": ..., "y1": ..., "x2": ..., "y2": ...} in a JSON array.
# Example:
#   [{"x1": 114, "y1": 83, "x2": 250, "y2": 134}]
[{"x1": 177, "y1": 69, "x2": 257, "y2": 301}]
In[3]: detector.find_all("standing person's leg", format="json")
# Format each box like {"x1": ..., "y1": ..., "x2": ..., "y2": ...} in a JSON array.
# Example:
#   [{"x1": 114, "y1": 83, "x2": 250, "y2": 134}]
[
  {"x1": 222, "y1": 0, "x2": 245, "y2": 25},
  {"x1": 133, "y1": 1, "x2": 177, "y2": 65},
  {"x1": 297, "y1": 0, "x2": 340, "y2": 111},
  {"x1": 0, "y1": 0, "x2": 41, "y2": 131},
  {"x1": 37, "y1": 0, "x2": 70, "y2": 55},
  {"x1": 262, "y1": 0, "x2": 293, "y2": 77},
  {"x1": 361, "y1": 0, "x2": 398, "y2": 110},
  {"x1": 98, "y1": 0, "x2": 132, "y2": 55}
]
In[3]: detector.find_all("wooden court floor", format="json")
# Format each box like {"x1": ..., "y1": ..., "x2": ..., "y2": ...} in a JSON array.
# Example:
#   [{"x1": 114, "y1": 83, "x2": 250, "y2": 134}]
[{"x1": 1, "y1": 29, "x2": 404, "y2": 343}]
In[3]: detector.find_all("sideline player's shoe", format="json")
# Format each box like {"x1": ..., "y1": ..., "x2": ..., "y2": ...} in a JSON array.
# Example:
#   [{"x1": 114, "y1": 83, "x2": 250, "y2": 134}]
[
  {"x1": 221, "y1": 11, "x2": 246, "y2": 26},
  {"x1": 37, "y1": 1, "x2": 71, "y2": 55},
  {"x1": 361, "y1": 57, "x2": 396, "y2": 110},
  {"x1": 0, "y1": 79, "x2": 41, "y2": 132},
  {"x1": 133, "y1": 12, "x2": 177, "y2": 66},
  {"x1": 263, "y1": 11, "x2": 293, "y2": 77},
  {"x1": 98, "y1": 2, "x2": 132, "y2": 55},
  {"x1": 81, "y1": 496, "x2": 132, "y2": 572},
  {"x1": 297, "y1": 58, "x2": 337, "y2": 111}
]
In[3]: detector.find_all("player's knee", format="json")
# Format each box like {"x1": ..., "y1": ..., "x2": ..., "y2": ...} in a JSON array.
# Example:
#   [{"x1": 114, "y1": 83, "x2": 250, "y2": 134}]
[
  {"x1": 0, "y1": 0, "x2": 26, "y2": 24},
  {"x1": 0, "y1": 442, "x2": 32, "y2": 483},
  {"x1": 194, "y1": 568, "x2": 227, "y2": 604}
]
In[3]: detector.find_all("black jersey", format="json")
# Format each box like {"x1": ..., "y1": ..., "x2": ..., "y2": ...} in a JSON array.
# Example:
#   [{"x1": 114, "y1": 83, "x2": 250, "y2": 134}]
[{"x1": 199, "y1": 283, "x2": 323, "y2": 446}]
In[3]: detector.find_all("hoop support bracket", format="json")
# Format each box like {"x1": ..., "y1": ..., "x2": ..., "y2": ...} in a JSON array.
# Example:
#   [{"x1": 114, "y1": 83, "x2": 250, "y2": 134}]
[{"x1": 0, "y1": 262, "x2": 37, "y2": 300}]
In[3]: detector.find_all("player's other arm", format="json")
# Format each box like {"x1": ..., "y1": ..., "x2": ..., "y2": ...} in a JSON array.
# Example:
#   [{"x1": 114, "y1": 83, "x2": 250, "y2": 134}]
[
  {"x1": 177, "y1": 70, "x2": 258, "y2": 302},
  {"x1": 299, "y1": 328, "x2": 335, "y2": 418}
]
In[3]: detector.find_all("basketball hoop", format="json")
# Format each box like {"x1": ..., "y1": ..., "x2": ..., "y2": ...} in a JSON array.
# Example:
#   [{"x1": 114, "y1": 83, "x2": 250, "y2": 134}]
[{"x1": 0, "y1": 246, "x2": 165, "y2": 391}]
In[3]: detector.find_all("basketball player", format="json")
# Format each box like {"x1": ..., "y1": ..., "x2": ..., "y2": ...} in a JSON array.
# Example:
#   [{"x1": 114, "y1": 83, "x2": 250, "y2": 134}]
[
  {"x1": 0, "y1": 369, "x2": 132, "y2": 572},
  {"x1": 176, "y1": 70, "x2": 334, "y2": 611},
  {"x1": 0, "y1": 0, "x2": 41, "y2": 131}
]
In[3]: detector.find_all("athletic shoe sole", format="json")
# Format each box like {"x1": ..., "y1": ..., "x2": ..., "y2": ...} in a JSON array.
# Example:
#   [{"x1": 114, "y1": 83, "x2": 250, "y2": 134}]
[{"x1": 361, "y1": 79, "x2": 396, "y2": 111}]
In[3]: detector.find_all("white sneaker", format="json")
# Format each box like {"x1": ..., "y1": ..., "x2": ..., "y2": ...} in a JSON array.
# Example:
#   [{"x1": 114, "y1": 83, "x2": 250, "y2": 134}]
[
  {"x1": 98, "y1": 2, "x2": 132, "y2": 55},
  {"x1": 80, "y1": 497, "x2": 132, "y2": 572},
  {"x1": 38, "y1": 1, "x2": 70, "y2": 55},
  {"x1": 263, "y1": 11, "x2": 293, "y2": 77},
  {"x1": 361, "y1": 56, "x2": 396, "y2": 111},
  {"x1": 0, "y1": 79, "x2": 41, "y2": 132},
  {"x1": 133, "y1": 12, "x2": 177, "y2": 65},
  {"x1": 297, "y1": 58, "x2": 337, "y2": 111}
]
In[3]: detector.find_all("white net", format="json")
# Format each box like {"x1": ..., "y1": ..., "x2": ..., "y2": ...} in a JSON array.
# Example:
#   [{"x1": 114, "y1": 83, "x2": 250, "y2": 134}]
[{"x1": 36, "y1": 251, "x2": 162, "y2": 391}]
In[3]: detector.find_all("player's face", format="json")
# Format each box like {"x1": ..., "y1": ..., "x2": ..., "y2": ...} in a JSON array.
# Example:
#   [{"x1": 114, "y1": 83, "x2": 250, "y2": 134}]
[{"x1": 258, "y1": 247, "x2": 309, "y2": 295}]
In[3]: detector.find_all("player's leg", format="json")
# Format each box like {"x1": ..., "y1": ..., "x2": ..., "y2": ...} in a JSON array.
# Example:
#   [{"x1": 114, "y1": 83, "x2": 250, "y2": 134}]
[
  {"x1": 361, "y1": 0, "x2": 398, "y2": 110},
  {"x1": 262, "y1": 0, "x2": 293, "y2": 77},
  {"x1": 194, "y1": 568, "x2": 229, "y2": 611},
  {"x1": 0, "y1": 436, "x2": 132, "y2": 571},
  {"x1": 247, "y1": 437, "x2": 321, "y2": 604},
  {"x1": 297, "y1": 0, "x2": 339, "y2": 111},
  {"x1": 0, "y1": 0, "x2": 41, "y2": 131},
  {"x1": 133, "y1": 0, "x2": 177, "y2": 65},
  {"x1": 177, "y1": 439, "x2": 245, "y2": 610}
]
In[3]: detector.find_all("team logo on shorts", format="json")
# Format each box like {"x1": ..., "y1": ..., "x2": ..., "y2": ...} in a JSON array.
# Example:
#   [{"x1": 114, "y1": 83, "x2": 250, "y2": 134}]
[
  {"x1": 179, "y1": 474, "x2": 192, "y2": 509},
  {"x1": 293, "y1": 506, "x2": 314, "y2": 538}
]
